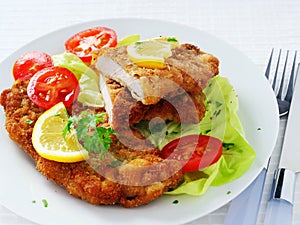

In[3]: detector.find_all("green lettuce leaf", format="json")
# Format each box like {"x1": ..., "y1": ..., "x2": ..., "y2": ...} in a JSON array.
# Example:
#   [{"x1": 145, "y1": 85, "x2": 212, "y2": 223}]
[
  {"x1": 137, "y1": 75, "x2": 256, "y2": 195},
  {"x1": 117, "y1": 34, "x2": 140, "y2": 47},
  {"x1": 52, "y1": 53, "x2": 104, "y2": 107}
]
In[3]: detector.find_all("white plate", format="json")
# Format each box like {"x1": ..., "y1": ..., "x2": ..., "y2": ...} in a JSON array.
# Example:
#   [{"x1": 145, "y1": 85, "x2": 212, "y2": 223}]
[{"x1": 0, "y1": 18, "x2": 279, "y2": 225}]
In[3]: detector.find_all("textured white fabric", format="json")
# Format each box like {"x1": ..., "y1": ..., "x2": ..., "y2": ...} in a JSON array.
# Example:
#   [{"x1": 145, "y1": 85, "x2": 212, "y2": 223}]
[{"x1": 0, "y1": 0, "x2": 299, "y2": 224}]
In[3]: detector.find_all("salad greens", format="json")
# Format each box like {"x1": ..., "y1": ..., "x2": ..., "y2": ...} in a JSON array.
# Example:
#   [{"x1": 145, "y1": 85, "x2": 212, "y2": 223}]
[
  {"x1": 52, "y1": 53, "x2": 104, "y2": 107},
  {"x1": 137, "y1": 75, "x2": 256, "y2": 195},
  {"x1": 117, "y1": 34, "x2": 141, "y2": 47}
]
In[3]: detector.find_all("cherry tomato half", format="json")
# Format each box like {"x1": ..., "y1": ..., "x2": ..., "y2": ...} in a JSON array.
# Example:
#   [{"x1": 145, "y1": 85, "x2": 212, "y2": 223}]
[
  {"x1": 65, "y1": 27, "x2": 117, "y2": 63},
  {"x1": 13, "y1": 51, "x2": 54, "y2": 81},
  {"x1": 161, "y1": 135, "x2": 223, "y2": 173},
  {"x1": 27, "y1": 66, "x2": 80, "y2": 109}
]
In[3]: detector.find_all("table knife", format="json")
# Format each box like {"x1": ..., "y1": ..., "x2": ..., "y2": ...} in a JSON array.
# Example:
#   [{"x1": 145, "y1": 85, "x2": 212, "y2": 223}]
[{"x1": 263, "y1": 64, "x2": 300, "y2": 225}]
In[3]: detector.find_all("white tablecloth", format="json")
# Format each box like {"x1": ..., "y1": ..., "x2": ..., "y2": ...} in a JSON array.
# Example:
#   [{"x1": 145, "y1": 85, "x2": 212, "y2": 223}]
[{"x1": 0, "y1": 0, "x2": 299, "y2": 224}]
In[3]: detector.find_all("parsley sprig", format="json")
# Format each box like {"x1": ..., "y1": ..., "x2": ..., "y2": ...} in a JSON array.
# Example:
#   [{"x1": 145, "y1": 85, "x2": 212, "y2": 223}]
[{"x1": 63, "y1": 111, "x2": 115, "y2": 158}]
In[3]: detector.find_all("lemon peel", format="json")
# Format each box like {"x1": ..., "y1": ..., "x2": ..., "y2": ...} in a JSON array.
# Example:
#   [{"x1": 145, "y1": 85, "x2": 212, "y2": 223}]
[{"x1": 32, "y1": 102, "x2": 88, "y2": 162}]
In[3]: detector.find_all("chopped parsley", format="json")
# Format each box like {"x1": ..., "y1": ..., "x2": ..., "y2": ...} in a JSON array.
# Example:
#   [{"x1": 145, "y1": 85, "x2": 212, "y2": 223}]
[
  {"x1": 26, "y1": 119, "x2": 33, "y2": 125},
  {"x1": 116, "y1": 140, "x2": 121, "y2": 146},
  {"x1": 109, "y1": 159, "x2": 123, "y2": 168},
  {"x1": 257, "y1": 127, "x2": 262, "y2": 131},
  {"x1": 42, "y1": 199, "x2": 48, "y2": 207},
  {"x1": 213, "y1": 109, "x2": 222, "y2": 117},
  {"x1": 215, "y1": 101, "x2": 223, "y2": 108},
  {"x1": 222, "y1": 142, "x2": 235, "y2": 150},
  {"x1": 54, "y1": 112, "x2": 61, "y2": 117},
  {"x1": 63, "y1": 112, "x2": 114, "y2": 158},
  {"x1": 172, "y1": 199, "x2": 179, "y2": 204},
  {"x1": 201, "y1": 129, "x2": 211, "y2": 135},
  {"x1": 167, "y1": 37, "x2": 178, "y2": 43},
  {"x1": 32, "y1": 200, "x2": 36, "y2": 203},
  {"x1": 227, "y1": 191, "x2": 231, "y2": 195}
]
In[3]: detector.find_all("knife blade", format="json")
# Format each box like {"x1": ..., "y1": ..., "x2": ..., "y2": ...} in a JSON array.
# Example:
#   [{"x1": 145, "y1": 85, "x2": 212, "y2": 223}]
[{"x1": 263, "y1": 63, "x2": 300, "y2": 225}]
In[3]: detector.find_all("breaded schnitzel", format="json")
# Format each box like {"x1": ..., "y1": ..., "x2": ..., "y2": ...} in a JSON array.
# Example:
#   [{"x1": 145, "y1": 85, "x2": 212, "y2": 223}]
[
  {"x1": 0, "y1": 40, "x2": 219, "y2": 208},
  {"x1": 96, "y1": 43, "x2": 218, "y2": 150},
  {"x1": 0, "y1": 80, "x2": 182, "y2": 208}
]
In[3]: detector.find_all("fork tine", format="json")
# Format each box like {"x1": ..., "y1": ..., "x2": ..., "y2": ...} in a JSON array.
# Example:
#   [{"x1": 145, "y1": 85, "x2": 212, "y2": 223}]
[
  {"x1": 272, "y1": 49, "x2": 282, "y2": 90},
  {"x1": 277, "y1": 50, "x2": 289, "y2": 99},
  {"x1": 285, "y1": 50, "x2": 297, "y2": 102},
  {"x1": 265, "y1": 49, "x2": 297, "y2": 116},
  {"x1": 265, "y1": 48, "x2": 274, "y2": 79}
]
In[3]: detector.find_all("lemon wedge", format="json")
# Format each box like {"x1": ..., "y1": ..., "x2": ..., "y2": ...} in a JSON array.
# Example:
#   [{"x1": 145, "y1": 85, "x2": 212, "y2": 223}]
[
  {"x1": 32, "y1": 102, "x2": 88, "y2": 162},
  {"x1": 127, "y1": 37, "x2": 178, "y2": 69}
]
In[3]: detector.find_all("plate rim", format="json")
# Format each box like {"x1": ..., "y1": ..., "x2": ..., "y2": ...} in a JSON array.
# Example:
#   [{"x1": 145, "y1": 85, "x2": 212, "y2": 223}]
[{"x1": 0, "y1": 17, "x2": 279, "y2": 225}]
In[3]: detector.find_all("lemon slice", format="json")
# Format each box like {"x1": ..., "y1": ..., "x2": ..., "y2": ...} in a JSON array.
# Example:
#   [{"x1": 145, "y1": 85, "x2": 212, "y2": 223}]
[
  {"x1": 127, "y1": 37, "x2": 178, "y2": 69},
  {"x1": 32, "y1": 102, "x2": 88, "y2": 162},
  {"x1": 147, "y1": 36, "x2": 179, "y2": 49}
]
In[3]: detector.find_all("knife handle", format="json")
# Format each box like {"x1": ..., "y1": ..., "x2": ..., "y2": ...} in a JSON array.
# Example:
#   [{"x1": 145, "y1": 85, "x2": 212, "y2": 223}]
[
  {"x1": 270, "y1": 168, "x2": 296, "y2": 203},
  {"x1": 223, "y1": 168, "x2": 266, "y2": 225},
  {"x1": 263, "y1": 168, "x2": 296, "y2": 225},
  {"x1": 263, "y1": 199, "x2": 293, "y2": 225}
]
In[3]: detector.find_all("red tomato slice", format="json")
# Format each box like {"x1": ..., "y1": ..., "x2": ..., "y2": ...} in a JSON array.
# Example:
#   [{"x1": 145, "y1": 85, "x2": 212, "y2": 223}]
[
  {"x1": 65, "y1": 27, "x2": 117, "y2": 63},
  {"x1": 27, "y1": 66, "x2": 80, "y2": 109},
  {"x1": 13, "y1": 51, "x2": 54, "y2": 81},
  {"x1": 161, "y1": 135, "x2": 223, "y2": 173}
]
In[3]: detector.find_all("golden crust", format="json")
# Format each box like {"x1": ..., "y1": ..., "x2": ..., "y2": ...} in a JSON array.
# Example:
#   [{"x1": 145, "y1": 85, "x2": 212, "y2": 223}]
[{"x1": 0, "y1": 80, "x2": 182, "y2": 208}]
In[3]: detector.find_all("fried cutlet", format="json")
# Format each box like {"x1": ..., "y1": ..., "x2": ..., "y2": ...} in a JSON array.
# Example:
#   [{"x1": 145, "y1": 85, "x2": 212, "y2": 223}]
[
  {"x1": 0, "y1": 79, "x2": 182, "y2": 208},
  {"x1": 96, "y1": 43, "x2": 219, "y2": 105},
  {"x1": 96, "y1": 43, "x2": 217, "y2": 149},
  {"x1": 1, "y1": 40, "x2": 219, "y2": 208}
]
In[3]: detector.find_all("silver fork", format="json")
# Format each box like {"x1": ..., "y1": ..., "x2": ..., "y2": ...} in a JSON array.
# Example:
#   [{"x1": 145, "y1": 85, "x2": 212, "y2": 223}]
[
  {"x1": 223, "y1": 49, "x2": 297, "y2": 225},
  {"x1": 265, "y1": 49, "x2": 298, "y2": 116}
]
